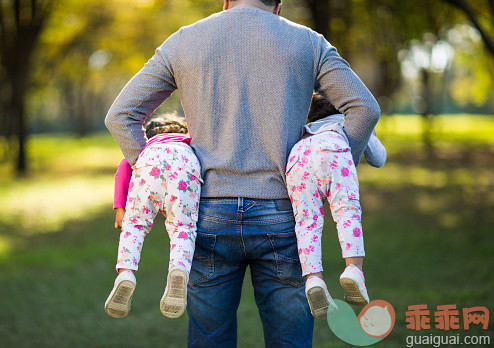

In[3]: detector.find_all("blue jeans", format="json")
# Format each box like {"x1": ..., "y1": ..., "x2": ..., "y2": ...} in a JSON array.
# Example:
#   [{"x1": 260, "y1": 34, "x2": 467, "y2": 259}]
[{"x1": 187, "y1": 198, "x2": 314, "y2": 347}]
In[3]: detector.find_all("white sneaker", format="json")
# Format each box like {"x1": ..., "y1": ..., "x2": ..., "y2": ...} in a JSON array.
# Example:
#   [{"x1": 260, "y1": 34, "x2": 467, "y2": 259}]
[
  {"x1": 105, "y1": 270, "x2": 136, "y2": 318},
  {"x1": 305, "y1": 276, "x2": 338, "y2": 320},
  {"x1": 340, "y1": 264, "x2": 369, "y2": 306},
  {"x1": 160, "y1": 266, "x2": 188, "y2": 318}
]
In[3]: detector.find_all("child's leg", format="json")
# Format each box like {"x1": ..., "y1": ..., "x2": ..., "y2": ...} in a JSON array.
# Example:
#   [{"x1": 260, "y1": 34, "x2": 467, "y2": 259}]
[
  {"x1": 159, "y1": 156, "x2": 201, "y2": 318},
  {"x1": 326, "y1": 150, "x2": 368, "y2": 305},
  {"x1": 326, "y1": 152, "x2": 364, "y2": 261},
  {"x1": 115, "y1": 167, "x2": 163, "y2": 272},
  {"x1": 161, "y1": 165, "x2": 201, "y2": 275},
  {"x1": 106, "y1": 166, "x2": 163, "y2": 318},
  {"x1": 286, "y1": 151, "x2": 325, "y2": 278},
  {"x1": 345, "y1": 256, "x2": 363, "y2": 271}
]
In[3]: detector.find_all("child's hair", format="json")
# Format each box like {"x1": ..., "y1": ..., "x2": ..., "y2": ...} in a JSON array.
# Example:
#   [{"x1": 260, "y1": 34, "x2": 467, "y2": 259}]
[
  {"x1": 144, "y1": 112, "x2": 188, "y2": 139},
  {"x1": 308, "y1": 92, "x2": 340, "y2": 123}
]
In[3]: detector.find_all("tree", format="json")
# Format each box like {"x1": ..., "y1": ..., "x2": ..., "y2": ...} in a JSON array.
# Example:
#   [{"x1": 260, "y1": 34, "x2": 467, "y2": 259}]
[
  {"x1": 442, "y1": 0, "x2": 494, "y2": 57},
  {"x1": 28, "y1": 0, "x2": 216, "y2": 136},
  {"x1": 300, "y1": 0, "x2": 438, "y2": 109},
  {"x1": 39, "y1": 2, "x2": 117, "y2": 137},
  {"x1": 0, "y1": 0, "x2": 52, "y2": 174}
]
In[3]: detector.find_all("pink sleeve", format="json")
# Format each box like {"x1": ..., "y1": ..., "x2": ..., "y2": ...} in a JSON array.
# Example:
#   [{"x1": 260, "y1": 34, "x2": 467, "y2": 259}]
[{"x1": 113, "y1": 158, "x2": 133, "y2": 209}]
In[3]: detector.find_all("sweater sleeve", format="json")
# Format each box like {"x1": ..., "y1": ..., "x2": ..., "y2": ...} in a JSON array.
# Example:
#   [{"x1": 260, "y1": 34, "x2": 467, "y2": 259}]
[
  {"x1": 364, "y1": 134, "x2": 387, "y2": 168},
  {"x1": 113, "y1": 158, "x2": 133, "y2": 210},
  {"x1": 311, "y1": 32, "x2": 381, "y2": 166},
  {"x1": 105, "y1": 30, "x2": 181, "y2": 165}
]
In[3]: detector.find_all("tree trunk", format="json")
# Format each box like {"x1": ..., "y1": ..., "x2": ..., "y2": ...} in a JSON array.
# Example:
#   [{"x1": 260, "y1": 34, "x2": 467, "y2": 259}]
[
  {"x1": 14, "y1": 83, "x2": 26, "y2": 173},
  {"x1": 4, "y1": 57, "x2": 29, "y2": 174},
  {"x1": 306, "y1": 0, "x2": 332, "y2": 40},
  {"x1": 420, "y1": 68, "x2": 435, "y2": 160},
  {"x1": 0, "y1": 0, "x2": 48, "y2": 174}
]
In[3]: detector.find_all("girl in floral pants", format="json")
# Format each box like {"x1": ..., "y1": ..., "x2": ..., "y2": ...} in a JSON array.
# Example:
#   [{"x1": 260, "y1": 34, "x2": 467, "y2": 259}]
[
  {"x1": 286, "y1": 93, "x2": 386, "y2": 320},
  {"x1": 105, "y1": 114, "x2": 202, "y2": 320}
]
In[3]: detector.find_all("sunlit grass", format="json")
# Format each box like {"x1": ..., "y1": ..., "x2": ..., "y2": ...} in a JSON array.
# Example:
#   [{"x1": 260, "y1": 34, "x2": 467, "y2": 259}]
[
  {"x1": 0, "y1": 175, "x2": 114, "y2": 235},
  {"x1": 27, "y1": 132, "x2": 122, "y2": 173},
  {"x1": 377, "y1": 114, "x2": 494, "y2": 143},
  {"x1": 0, "y1": 132, "x2": 123, "y2": 256},
  {"x1": 359, "y1": 161, "x2": 493, "y2": 188}
]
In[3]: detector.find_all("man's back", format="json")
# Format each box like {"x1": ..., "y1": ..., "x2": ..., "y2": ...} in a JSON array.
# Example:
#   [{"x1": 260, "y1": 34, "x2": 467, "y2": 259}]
[
  {"x1": 106, "y1": 7, "x2": 380, "y2": 199},
  {"x1": 176, "y1": 8, "x2": 315, "y2": 198}
]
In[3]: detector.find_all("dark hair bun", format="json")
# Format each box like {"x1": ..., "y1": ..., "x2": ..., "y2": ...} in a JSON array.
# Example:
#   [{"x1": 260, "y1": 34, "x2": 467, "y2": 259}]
[{"x1": 144, "y1": 112, "x2": 188, "y2": 139}]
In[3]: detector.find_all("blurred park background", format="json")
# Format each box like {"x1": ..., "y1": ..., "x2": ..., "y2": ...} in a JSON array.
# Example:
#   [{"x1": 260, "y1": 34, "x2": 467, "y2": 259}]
[{"x1": 0, "y1": 0, "x2": 493, "y2": 347}]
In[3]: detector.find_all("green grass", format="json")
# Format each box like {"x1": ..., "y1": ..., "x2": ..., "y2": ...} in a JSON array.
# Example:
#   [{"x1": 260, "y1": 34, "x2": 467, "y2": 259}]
[{"x1": 0, "y1": 115, "x2": 493, "y2": 347}]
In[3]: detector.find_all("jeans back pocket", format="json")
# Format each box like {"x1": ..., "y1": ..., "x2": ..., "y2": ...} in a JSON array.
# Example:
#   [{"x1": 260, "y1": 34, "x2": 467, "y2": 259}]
[
  {"x1": 189, "y1": 232, "x2": 216, "y2": 286},
  {"x1": 267, "y1": 231, "x2": 304, "y2": 287}
]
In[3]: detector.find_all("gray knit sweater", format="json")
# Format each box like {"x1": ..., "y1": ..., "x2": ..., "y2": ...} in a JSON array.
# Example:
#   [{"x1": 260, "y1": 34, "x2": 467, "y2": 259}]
[{"x1": 105, "y1": 7, "x2": 380, "y2": 199}]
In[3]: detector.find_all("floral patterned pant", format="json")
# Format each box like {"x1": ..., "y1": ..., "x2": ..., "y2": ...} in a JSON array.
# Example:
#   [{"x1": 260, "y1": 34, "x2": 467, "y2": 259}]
[
  {"x1": 116, "y1": 143, "x2": 201, "y2": 275},
  {"x1": 285, "y1": 132, "x2": 364, "y2": 276}
]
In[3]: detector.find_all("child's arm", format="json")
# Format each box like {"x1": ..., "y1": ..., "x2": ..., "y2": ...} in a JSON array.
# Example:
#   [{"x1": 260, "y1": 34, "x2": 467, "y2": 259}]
[
  {"x1": 115, "y1": 208, "x2": 126, "y2": 229},
  {"x1": 364, "y1": 131, "x2": 387, "y2": 168},
  {"x1": 114, "y1": 158, "x2": 133, "y2": 229}
]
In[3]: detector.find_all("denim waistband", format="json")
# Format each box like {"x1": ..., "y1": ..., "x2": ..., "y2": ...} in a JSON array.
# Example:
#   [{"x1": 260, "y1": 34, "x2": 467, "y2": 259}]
[{"x1": 200, "y1": 197, "x2": 292, "y2": 211}]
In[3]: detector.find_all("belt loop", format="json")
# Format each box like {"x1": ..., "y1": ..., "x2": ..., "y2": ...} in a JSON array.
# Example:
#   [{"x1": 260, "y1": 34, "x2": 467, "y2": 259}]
[{"x1": 237, "y1": 197, "x2": 243, "y2": 212}]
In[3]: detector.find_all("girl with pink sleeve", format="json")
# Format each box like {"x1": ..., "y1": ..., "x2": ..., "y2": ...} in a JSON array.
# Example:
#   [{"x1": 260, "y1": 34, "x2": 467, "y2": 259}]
[{"x1": 105, "y1": 114, "x2": 202, "y2": 320}]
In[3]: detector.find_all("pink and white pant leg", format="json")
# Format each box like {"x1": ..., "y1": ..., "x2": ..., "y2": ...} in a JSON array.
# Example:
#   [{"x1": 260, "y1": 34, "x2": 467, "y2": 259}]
[{"x1": 286, "y1": 133, "x2": 364, "y2": 277}]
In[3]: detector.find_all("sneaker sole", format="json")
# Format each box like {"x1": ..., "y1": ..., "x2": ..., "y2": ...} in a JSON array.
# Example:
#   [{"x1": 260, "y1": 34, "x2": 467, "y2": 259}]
[
  {"x1": 340, "y1": 277, "x2": 368, "y2": 306},
  {"x1": 105, "y1": 280, "x2": 135, "y2": 318},
  {"x1": 160, "y1": 269, "x2": 187, "y2": 319},
  {"x1": 307, "y1": 286, "x2": 329, "y2": 320}
]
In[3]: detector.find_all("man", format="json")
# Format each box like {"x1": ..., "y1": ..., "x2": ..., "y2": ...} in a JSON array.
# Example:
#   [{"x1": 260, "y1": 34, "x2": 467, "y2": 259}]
[{"x1": 105, "y1": 0, "x2": 380, "y2": 346}]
